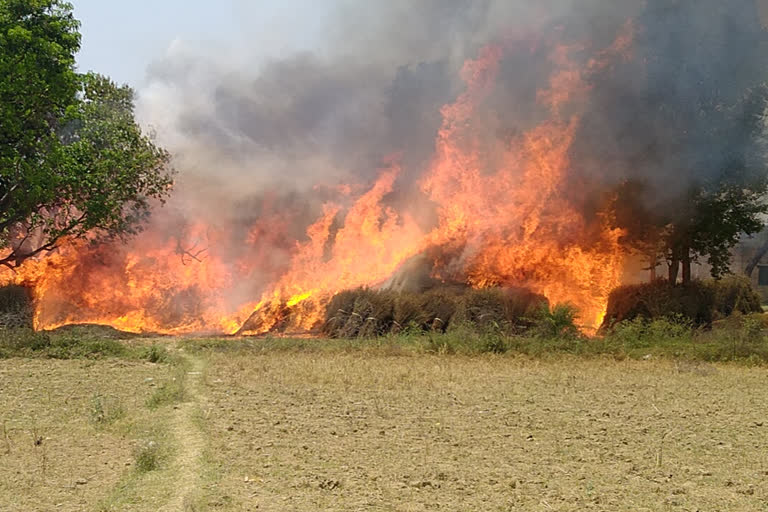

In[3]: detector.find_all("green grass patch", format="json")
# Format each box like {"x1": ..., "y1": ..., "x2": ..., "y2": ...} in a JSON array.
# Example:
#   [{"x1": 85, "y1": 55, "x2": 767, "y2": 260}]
[{"x1": 0, "y1": 327, "x2": 172, "y2": 362}]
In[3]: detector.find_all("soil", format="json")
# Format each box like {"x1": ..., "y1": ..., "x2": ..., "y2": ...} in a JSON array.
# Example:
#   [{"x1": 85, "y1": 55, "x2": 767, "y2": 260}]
[
  {"x1": 199, "y1": 352, "x2": 768, "y2": 511},
  {"x1": 2, "y1": 348, "x2": 768, "y2": 511}
]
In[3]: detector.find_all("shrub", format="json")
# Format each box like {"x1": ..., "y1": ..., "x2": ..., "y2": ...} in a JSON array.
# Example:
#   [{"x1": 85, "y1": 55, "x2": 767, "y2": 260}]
[
  {"x1": 603, "y1": 316, "x2": 694, "y2": 350},
  {"x1": 532, "y1": 304, "x2": 581, "y2": 339},
  {"x1": 0, "y1": 328, "x2": 51, "y2": 357},
  {"x1": 89, "y1": 393, "x2": 125, "y2": 426},
  {"x1": 134, "y1": 440, "x2": 162, "y2": 472},
  {"x1": 142, "y1": 344, "x2": 170, "y2": 364}
]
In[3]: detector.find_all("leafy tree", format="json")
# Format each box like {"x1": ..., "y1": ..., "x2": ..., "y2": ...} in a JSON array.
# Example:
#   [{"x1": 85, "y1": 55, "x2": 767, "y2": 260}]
[{"x1": 0, "y1": 0, "x2": 173, "y2": 267}]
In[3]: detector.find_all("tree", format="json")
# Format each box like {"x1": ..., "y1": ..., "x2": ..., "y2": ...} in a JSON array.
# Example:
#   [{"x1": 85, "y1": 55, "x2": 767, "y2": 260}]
[
  {"x1": 575, "y1": 0, "x2": 768, "y2": 285},
  {"x1": 0, "y1": 1, "x2": 173, "y2": 267}
]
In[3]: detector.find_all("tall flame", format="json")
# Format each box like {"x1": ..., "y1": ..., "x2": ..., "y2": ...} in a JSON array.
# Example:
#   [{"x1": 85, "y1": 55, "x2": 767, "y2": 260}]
[{"x1": 1, "y1": 28, "x2": 633, "y2": 334}]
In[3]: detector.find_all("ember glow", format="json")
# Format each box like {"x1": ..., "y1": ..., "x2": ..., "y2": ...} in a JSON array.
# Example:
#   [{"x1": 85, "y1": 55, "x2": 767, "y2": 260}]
[{"x1": 1, "y1": 28, "x2": 634, "y2": 335}]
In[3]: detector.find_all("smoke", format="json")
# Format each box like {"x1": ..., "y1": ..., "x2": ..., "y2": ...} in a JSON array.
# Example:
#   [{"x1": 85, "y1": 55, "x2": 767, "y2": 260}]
[
  {"x1": 135, "y1": 1, "x2": 603, "y2": 201},
  {"x1": 31, "y1": 0, "x2": 768, "y2": 333},
  {"x1": 128, "y1": 0, "x2": 768, "y2": 278}
]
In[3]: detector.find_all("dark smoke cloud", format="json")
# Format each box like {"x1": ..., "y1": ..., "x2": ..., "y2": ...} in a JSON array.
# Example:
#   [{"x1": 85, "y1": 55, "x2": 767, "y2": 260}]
[
  {"x1": 135, "y1": 0, "x2": 768, "y2": 237},
  {"x1": 570, "y1": 0, "x2": 768, "y2": 213},
  {"x1": 136, "y1": 1, "x2": 587, "y2": 199}
]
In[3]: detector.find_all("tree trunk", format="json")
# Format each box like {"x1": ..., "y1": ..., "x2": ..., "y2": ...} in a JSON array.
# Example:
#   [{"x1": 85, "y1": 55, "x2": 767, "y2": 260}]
[
  {"x1": 681, "y1": 245, "x2": 692, "y2": 285},
  {"x1": 745, "y1": 238, "x2": 768, "y2": 277},
  {"x1": 668, "y1": 256, "x2": 680, "y2": 285},
  {"x1": 649, "y1": 250, "x2": 658, "y2": 282}
]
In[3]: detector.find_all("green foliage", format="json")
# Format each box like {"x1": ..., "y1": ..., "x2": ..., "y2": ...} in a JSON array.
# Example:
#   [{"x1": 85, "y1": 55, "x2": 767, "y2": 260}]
[
  {"x1": 601, "y1": 314, "x2": 768, "y2": 363},
  {"x1": 603, "y1": 316, "x2": 694, "y2": 351},
  {"x1": 0, "y1": 325, "x2": 171, "y2": 360},
  {"x1": 532, "y1": 304, "x2": 581, "y2": 339},
  {"x1": 0, "y1": 2, "x2": 173, "y2": 267},
  {"x1": 146, "y1": 367, "x2": 186, "y2": 409},
  {"x1": 141, "y1": 344, "x2": 170, "y2": 364},
  {"x1": 0, "y1": 327, "x2": 50, "y2": 357}
]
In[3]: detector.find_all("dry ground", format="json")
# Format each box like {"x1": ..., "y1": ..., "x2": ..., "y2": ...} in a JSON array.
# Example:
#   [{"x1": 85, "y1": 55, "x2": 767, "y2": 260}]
[
  {"x1": 198, "y1": 352, "x2": 768, "y2": 512},
  {"x1": 0, "y1": 357, "x2": 174, "y2": 511},
  {"x1": 2, "y1": 345, "x2": 768, "y2": 511}
]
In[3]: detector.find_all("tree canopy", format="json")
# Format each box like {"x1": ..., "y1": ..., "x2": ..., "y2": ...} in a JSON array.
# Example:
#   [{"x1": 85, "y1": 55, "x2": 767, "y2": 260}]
[{"x1": 0, "y1": 0, "x2": 173, "y2": 267}]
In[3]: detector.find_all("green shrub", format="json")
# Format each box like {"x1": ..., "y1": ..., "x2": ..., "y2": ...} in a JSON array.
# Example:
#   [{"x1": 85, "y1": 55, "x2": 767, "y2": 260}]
[
  {"x1": 133, "y1": 440, "x2": 162, "y2": 472},
  {"x1": 603, "y1": 316, "x2": 694, "y2": 351},
  {"x1": 141, "y1": 344, "x2": 170, "y2": 364},
  {"x1": 0, "y1": 328, "x2": 51, "y2": 357},
  {"x1": 532, "y1": 304, "x2": 581, "y2": 339},
  {"x1": 89, "y1": 393, "x2": 125, "y2": 426}
]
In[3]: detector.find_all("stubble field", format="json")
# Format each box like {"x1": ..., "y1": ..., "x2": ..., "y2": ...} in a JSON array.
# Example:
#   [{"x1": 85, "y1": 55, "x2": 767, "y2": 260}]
[{"x1": 1, "y1": 341, "x2": 768, "y2": 511}]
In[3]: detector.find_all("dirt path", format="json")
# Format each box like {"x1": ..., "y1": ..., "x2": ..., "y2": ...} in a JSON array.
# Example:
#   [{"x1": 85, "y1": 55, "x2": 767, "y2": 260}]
[{"x1": 159, "y1": 350, "x2": 205, "y2": 512}]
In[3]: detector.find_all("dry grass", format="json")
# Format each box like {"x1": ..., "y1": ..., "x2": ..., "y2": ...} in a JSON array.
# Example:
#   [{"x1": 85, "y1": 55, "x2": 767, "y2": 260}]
[
  {"x1": 195, "y1": 349, "x2": 768, "y2": 511},
  {"x1": 3, "y1": 335, "x2": 768, "y2": 511},
  {"x1": 0, "y1": 358, "x2": 172, "y2": 511}
]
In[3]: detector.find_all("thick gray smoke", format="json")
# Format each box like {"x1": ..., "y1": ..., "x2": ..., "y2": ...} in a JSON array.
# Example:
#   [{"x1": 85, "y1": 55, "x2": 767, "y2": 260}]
[
  {"x1": 135, "y1": 1, "x2": 619, "y2": 204},
  {"x1": 134, "y1": 0, "x2": 768, "y2": 244}
]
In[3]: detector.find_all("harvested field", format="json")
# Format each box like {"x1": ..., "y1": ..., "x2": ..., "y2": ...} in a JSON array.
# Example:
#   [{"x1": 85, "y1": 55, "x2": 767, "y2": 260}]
[
  {"x1": 198, "y1": 350, "x2": 768, "y2": 511},
  {"x1": 0, "y1": 358, "x2": 173, "y2": 511},
  {"x1": 2, "y1": 341, "x2": 768, "y2": 511}
]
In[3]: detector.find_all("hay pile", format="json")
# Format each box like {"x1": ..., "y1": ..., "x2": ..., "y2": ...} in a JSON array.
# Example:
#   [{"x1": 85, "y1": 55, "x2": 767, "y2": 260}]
[
  {"x1": 323, "y1": 286, "x2": 548, "y2": 338},
  {"x1": 602, "y1": 276, "x2": 762, "y2": 328}
]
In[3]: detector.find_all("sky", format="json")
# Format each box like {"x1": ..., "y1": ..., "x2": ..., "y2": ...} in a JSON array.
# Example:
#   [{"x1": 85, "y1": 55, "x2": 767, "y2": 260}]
[{"x1": 72, "y1": 0, "x2": 330, "y2": 88}]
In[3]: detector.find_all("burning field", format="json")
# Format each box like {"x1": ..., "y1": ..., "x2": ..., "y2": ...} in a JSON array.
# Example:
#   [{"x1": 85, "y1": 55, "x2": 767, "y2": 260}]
[{"x1": 1, "y1": 1, "x2": 763, "y2": 336}]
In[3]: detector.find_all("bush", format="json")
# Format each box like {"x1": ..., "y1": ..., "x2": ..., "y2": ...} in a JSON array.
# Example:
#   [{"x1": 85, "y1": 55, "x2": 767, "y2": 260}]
[
  {"x1": 0, "y1": 328, "x2": 51, "y2": 357},
  {"x1": 134, "y1": 440, "x2": 162, "y2": 472},
  {"x1": 90, "y1": 393, "x2": 125, "y2": 426},
  {"x1": 532, "y1": 304, "x2": 581, "y2": 339},
  {"x1": 603, "y1": 316, "x2": 694, "y2": 350}
]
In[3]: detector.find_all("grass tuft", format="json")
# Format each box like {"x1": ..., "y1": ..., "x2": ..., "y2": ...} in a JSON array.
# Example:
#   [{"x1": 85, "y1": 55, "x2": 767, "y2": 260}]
[{"x1": 133, "y1": 440, "x2": 162, "y2": 473}]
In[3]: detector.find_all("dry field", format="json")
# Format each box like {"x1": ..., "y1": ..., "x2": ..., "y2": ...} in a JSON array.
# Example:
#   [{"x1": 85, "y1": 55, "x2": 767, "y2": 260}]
[
  {"x1": 0, "y1": 356, "x2": 181, "y2": 511},
  {"x1": 2, "y1": 342, "x2": 768, "y2": 511}
]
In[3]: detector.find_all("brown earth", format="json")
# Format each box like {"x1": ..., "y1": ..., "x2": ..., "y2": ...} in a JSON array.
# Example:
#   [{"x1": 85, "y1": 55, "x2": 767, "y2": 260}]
[
  {"x1": 2, "y1": 347, "x2": 768, "y2": 511},
  {"x1": 199, "y1": 352, "x2": 768, "y2": 511},
  {"x1": 0, "y1": 358, "x2": 169, "y2": 511}
]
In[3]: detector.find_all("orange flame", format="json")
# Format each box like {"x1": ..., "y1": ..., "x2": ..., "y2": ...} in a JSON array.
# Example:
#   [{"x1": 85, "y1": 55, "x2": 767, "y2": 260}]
[{"x1": 1, "y1": 28, "x2": 633, "y2": 335}]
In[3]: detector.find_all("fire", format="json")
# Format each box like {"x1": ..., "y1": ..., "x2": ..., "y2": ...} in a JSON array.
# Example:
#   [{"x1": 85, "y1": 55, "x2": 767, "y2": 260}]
[{"x1": 1, "y1": 28, "x2": 632, "y2": 335}]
